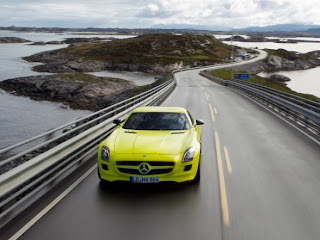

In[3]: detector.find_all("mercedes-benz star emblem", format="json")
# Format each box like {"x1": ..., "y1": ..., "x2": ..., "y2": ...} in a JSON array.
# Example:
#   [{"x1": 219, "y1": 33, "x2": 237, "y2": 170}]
[{"x1": 139, "y1": 163, "x2": 150, "y2": 175}]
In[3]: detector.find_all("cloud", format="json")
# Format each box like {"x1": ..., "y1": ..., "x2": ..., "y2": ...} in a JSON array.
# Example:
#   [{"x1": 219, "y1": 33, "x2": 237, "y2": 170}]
[
  {"x1": 136, "y1": 3, "x2": 176, "y2": 18},
  {"x1": 0, "y1": 0, "x2": 319, "y2": 28},
  {"x1": 137, "y1": 0, "x2": 320, "y2": 28}
]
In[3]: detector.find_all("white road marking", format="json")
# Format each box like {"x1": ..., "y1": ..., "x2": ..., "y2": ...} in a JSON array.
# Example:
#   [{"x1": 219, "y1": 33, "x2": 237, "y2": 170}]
[{"x1": 209, "y1": 103, "x2": 216, "y2": 122}]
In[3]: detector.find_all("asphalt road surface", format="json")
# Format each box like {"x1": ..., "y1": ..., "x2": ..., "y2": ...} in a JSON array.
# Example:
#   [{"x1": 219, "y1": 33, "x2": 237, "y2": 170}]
[{"x1": 3, "y1": 52, "x2": 320, "y2": 240}]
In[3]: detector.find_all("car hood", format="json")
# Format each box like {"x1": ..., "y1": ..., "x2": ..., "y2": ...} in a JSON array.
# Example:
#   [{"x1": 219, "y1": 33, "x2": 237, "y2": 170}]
[{"x1": 114, "y1": 129, "x2": 190, "y2": 154}]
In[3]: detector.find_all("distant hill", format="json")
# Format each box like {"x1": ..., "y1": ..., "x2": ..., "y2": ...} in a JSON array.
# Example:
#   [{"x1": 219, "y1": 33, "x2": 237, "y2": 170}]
[
  {"x1": 151, "y1": 24, "x2": 231, "y2": 31},
  {"x1": 305, "y1": 28, "x2": 320, "y2": 33},
  {"x1": 2, "y1": 24, "x2": 320, "y2": 34},
  {"x1": 233, "y1": 24, "x2": 320, "y2": 32},
  {"x1": 150, "y1": 23, "x2": 320, "y2": 33}
]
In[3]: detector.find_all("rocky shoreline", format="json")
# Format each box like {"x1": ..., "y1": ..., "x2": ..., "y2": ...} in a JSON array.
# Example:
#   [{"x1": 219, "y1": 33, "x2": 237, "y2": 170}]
[
  {"x1": 23, "y1": 50, "x2": 180, "y2": 73},
  {"x1": 0, "y1": 37, "x2": 31, "y2": 43},
  {"x1": 222, "y1": 35, "x2": 320, "y2": 43},
  {"x1": 0, "y1": 73, "x2": 167, "y2": 111},
  {"x1": 230, "y1": 50, "x2": 320, "y2": 76},
  {"x1": 0, "y1": 74, "x2": 140, "y2": 111}
]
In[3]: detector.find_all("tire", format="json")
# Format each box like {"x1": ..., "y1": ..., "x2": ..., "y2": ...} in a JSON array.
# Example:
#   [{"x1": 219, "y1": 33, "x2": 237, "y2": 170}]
[
  {"x1": 192, "y1": 161, "x2": 200, "y2": 184},
  {"x1": 98, "y1": 168, "x2": 111, "y2": 185}
]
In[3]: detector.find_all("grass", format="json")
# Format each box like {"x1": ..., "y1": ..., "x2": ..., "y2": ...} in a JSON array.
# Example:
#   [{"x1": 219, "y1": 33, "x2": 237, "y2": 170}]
[
  {"x1": 62, "y1": 34, "x2": 233, "y2": 67},
  {"x1": 55, "y1": 73, "x2": 130, "y2": 86},
  {"x1": 207, "y1": 68, "x2": 320, "y2": 102},
  {"x1": 264, "y1": 49, "x2": 318, "y2": 61}
]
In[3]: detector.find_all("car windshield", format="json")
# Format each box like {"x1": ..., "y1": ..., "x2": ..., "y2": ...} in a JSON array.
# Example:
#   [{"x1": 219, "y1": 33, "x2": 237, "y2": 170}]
[{"x1": 123, "y1": 112, "x2": 191, "y2": 130}]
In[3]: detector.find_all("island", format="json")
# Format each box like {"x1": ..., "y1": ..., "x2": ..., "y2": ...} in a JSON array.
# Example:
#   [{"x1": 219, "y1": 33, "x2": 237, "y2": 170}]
[
  {"x1": 22, "y1": 33, "x2": 233, "y2": 73},
  {"x1": 221, "y1": 35, "x2": 320, "y2": 43},
  {"x1": 0, "y1": 73, "x2": 167, "y2": 111},
  {"x1": 0, "y1": 37, "x2": 31, "y2": 43}
]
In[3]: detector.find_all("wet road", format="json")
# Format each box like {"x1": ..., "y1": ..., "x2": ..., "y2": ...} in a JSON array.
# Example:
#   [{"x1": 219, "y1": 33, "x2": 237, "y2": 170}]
[{"x1": 3, "y1": 53, "x2": 320, "y2": 240}]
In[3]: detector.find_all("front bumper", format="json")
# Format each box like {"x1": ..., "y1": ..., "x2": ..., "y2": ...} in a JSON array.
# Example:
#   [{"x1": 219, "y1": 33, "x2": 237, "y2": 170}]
[{"x1": 98, "y1": 155, "x2": 199, "y2": 183}]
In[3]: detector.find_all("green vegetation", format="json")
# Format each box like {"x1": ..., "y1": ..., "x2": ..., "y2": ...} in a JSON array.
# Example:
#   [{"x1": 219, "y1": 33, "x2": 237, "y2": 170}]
[
  {"x1": 53, "y1": 72, "x2": 168, "y2": 100},
  {"x1": 207, "y1": 68, "x2": 320, "y2": 102},
  {"x1": 251, "y1": 35, "x2": 268, "y2": 41},
  {"x1": 0, "y1": 37, "x2": 30, "y2": 43},
  {"x1": 63, "y1": 34, "x2": 232, "y2": 67},
  {"x1": 265, "y1": 48, "x2": 317, "y2": 61},
  {"x1": 55, "y1": 73, "x2": 129, "y2": 86}
]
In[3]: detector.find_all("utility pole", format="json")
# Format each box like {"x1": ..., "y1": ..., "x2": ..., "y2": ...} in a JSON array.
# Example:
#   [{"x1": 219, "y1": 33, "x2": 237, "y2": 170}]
[{"x1": 231, "y1": 32, "x2": 234, "y2": 80}]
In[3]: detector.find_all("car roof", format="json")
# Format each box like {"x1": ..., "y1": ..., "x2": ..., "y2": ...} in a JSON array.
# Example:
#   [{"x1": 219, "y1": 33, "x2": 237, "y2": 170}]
[{"x1": 132, "y1": 106, "x2": 188, "y2": 114}]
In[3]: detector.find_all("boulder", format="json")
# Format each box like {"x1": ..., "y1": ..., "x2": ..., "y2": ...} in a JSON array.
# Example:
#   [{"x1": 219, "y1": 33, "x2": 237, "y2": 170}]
[
  {"x1": 269, "y1": 74, "x2": 291, "y2": 82},
  {"x1": 266, "y1": 55, "x2": 282, "y2": 70},
  {"x1": 282, "y1": 59, "x2": 296, "y2": 70}
]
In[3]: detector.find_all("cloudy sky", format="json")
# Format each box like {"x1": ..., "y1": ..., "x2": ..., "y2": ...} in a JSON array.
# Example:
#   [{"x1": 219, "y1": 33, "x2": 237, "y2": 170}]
[{"x1": 0, "y1": 0, "x2": 319, "y2": 29}]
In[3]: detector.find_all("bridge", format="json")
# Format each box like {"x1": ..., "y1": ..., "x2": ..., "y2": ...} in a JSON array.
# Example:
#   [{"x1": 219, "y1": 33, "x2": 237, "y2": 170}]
[{"x1": 1, "y1": 50, "x2": 320, "y2": 240}]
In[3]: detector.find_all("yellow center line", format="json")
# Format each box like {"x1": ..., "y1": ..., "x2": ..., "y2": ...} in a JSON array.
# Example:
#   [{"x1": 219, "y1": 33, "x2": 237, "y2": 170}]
[
  {"x1": 209, "y1": 103, "x2": 215, "y2": 122},
  {"x1": 223, "y1": 146, "x2": 232, "y2": 174},
  {"x1": 214, "y1": 131, "x2": 230, "y2": 227},
  {"x1": 204, "y1": 92, "x2": 209, "y2": 101},
  {"x1": 214, "y1": 108, "x2": 218, "y2": 114}
]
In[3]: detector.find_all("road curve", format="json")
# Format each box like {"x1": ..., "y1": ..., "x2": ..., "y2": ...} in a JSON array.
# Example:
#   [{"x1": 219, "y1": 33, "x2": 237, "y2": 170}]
[{"x1": 2, "y1": 50, "x2": 320, "y2": 240}]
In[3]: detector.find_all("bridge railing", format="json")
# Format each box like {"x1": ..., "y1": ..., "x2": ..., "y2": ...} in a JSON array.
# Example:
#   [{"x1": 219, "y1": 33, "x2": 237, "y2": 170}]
[
  {"x1": 0, "y1": 78, "x2": 175, "y2": 227},
  {"x1": 0, "y1": 79, "x2": 174, "y2": 169},
  {"x1": 229, "y1": 80, "x2": 320, "y2": 113},
  {"x1": 200, "y1": 71, "x2": 320, "y2": 141}
]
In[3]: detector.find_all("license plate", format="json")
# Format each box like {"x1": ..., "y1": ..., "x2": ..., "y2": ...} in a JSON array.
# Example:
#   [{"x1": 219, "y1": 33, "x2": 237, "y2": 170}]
[{"x1": 130, "y1": 176, "x2": 159, "y2": 183}]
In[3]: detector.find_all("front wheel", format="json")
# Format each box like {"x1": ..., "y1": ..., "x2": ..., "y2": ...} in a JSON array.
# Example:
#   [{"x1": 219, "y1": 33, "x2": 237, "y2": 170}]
[
  {"x1": 98, "y1": 167, "x2": 111, "y2": 185},
  {"x1": 191, "y1": 161, "x2": 200, "y2": 183}
]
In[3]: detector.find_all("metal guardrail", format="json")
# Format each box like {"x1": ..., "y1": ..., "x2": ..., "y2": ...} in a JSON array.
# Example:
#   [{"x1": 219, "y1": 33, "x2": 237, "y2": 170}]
[
  {"x1": 230, "y1": 80, "x2": 320, "y2": 113},
  {"x1": 0, "y1": 79, "x2": 174, "y2": 167},
  {"x1": 200, "y1": 71, "x2": 320, "y2": 141},
  {"x1": 199, "y1": 71, "x2": 228, "y2": 86},
  {"x1": 0, "y1": 78, "x2": 176, "y2": 227}
]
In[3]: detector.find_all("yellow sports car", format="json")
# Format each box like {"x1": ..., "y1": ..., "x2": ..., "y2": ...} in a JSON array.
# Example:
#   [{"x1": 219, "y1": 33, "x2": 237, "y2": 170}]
[{"x1": 98, "y1": 106, "x2": 203, "y2": 184}]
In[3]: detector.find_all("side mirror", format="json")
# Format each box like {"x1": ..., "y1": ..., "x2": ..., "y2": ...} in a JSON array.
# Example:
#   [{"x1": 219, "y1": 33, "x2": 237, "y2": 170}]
[
  {"x1": 195, "y1": 119, "x2": 204, "y2": 125},
  {"x1": 113, "y1": 119, "x2": 121, "y2": 125}
]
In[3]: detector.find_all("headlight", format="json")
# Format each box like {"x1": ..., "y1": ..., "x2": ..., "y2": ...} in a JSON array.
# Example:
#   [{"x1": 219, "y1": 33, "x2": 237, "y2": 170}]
[
  {"x1": 182, "y1": 147, "x2": 195, "y2": 162},
  {"x1": 101, "y1": 146, "x2": 110, "y2": 161}
]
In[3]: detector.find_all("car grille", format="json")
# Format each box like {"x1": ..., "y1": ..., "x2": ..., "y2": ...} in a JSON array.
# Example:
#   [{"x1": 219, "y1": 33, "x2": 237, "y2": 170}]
[{"x1": 116, "y1": 161, "x2": 174, "y2": 175}]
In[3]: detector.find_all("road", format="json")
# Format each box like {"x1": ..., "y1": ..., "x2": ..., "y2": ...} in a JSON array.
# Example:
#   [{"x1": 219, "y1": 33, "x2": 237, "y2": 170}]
[{"x1": 2, "y1": 51, "x2": 320, "y2": 240}]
